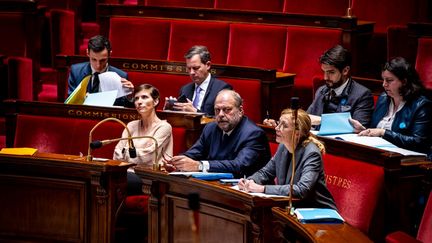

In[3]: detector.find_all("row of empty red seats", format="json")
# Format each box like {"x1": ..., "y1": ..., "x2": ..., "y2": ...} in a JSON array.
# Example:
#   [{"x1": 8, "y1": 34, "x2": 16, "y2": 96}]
[
  {"x1": 109, "y1": 17, "x2": 342, "y2": 94},
  {"x1": 122, "y1": 0, "x2": 430, "y2": 34}
]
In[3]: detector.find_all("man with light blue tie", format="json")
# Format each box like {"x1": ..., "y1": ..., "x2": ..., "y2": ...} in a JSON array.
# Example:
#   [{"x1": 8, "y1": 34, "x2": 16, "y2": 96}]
[{"x1": 169, "y1": 45, "x2": 232, "y2": 117}]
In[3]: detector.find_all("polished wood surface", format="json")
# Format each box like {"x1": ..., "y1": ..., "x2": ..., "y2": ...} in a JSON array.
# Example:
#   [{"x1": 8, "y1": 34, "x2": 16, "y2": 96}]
[
  {"x1": 3, "y1": 100, "x2": 204, "y2": 149},
  {"x1": 54, "y1": 55, "x2": 294, "y2": 119},
  {"x1": 134, "y1": 168, "x2": 291, "y2": 243},
  {"x1": 0, "y1": 152, "x2": 133, "y2": 242},
  {"x1": 272, "y1": 207, "x2": 372, "y2": 243}
]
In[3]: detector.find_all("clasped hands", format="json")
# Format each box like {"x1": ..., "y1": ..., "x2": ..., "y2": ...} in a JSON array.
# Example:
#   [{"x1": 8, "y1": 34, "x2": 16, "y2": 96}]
[
  {"x1": 162, "y1": 155, "x2": 200, "y2": 172},
  {"x1": 238, "y1": 178, "x2": 265, "y2": 193}
]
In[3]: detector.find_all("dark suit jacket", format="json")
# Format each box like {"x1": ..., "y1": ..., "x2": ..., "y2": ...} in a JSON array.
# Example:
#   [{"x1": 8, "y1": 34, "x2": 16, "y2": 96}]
[
  {"x1": 249, "y1": 142, "x2": 337, "y2": 210},
  {"x1": 307, "y1": 78, "x2": 374, "y2": 127},
  {"x1": 372, "y1": 93, "x2": 432, "y2": 154},
  {"x1": 179, "y1": 76, "x2": 232, "y2": 116},
  {"x1": 183, "y1": 116, "x2": 270, "y2": 178},
  {"x1": 67, "y1": 62, "x2": 132, "y2": 107}
]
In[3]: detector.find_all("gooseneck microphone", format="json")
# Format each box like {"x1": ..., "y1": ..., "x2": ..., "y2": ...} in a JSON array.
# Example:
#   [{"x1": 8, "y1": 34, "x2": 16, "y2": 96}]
[
  {"x1": 188, "y1": 193, "x2": 200, "y2": 243},
  {"x1": 86, "y1": 118, "x2": 161, "y2": 171},
  {"x1": 288, "y1": 97, "x2": 300, "y2": 215},
  {"x1": 89, "y1": 135, "x2": 159, "y2": 169}
]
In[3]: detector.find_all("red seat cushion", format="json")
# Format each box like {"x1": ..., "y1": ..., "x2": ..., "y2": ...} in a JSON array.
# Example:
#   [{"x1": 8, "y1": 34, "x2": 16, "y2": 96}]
[
  {"x1": 124, "y1": 195, "x2": 150, "y2": 214},
  {"x1": 109, "y1": 17, "x2": 171, "y2": 59},
  {"x1": 227, "y1": 23, "x2": 287, "y2": 70},
  {"x1": 168, "y1": 20, "x2": 230, "y2": 64},
  {"x1": 386, "y1": 231, "x2": 421, "y2": 243},
  {"x1": 323, "y1": 153, "x2": 384, "y2": 234}
]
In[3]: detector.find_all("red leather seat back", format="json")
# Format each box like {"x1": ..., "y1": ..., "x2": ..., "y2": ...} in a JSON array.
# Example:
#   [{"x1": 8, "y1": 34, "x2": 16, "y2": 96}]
[
  {"x1": 418, "y1": 192, "x2": 432, "y2": 243},
  {"x1": 227, "y1": 23, "x2": 287, "y2": 70},
  {"x1": 284, "y1": 0, "x2": 346, "y2": 16},
  {"x1": 215, "y1": 0, "x2": 284, "y2": 12},
  {"x1": 415, "y1": 38, "x2": 432, "y2": 91},
  {"x1": 172, "y1": 127, "x2": 187, "y2": 155},
  {"x1": 127, "y1": 71, "x2": 191, "y2": 105},
  {"x1": 0, "y1": 13, "x2": 27, "y2": 57},
  {"x1": 223, "y1": 77, "x2": 262, "y2": 123},
  {"x1": 168, "y1": 20, "x2": 230, "y2": 64},
  {"x1": 269, "y1": 141, "x2": 279, "y2": 156},
  {"x1": 284, "y1": 26, "x2": 341, "y2": 89},
  {"x1": 323, "y1": 153, "x2": 384, "y2": 234},
  {"x1": 109, "y1": 17, "x2": 171, "y2": 59}
]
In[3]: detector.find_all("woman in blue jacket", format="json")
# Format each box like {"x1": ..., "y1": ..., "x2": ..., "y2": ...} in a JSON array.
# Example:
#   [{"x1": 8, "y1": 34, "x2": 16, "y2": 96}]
[{"x1": 351, "y1": 57, "x2": 432, "y2": 157}]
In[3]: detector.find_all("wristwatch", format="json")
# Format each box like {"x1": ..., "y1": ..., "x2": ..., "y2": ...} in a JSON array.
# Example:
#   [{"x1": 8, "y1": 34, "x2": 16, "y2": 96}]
[{"x1": 198, "y1": 161, "x2": 203, "y2": 171}]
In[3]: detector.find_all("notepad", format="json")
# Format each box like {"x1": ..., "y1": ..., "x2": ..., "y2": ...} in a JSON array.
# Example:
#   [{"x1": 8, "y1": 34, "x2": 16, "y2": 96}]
[
  {"x1": 318, "y1": 112, "x2": 354, "y2": 135},
  {"x1": 294, "y1": 208, "x2": 344, "y2": 224},
  {"x1": 0, "y1": 147, "x2": 38, "y2": 156},
  {"x1": 83, "y1": 90, "x2": 118, "y2": 107}
]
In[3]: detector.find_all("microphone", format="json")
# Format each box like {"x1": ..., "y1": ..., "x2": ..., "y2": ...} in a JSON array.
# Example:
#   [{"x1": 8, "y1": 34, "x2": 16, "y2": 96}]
[
  {"x1": 86, "y1": 117, "x2": 161, "y2": 170},
  {"x1": 288, "y1": 97, "x2": 300, "y2": 216},
  {"x1": 188, "y1": 193, "x2": 200, "y2": 243},
  {"x1": 89, "y1": 134, "x2": 160, "y2": 170}
]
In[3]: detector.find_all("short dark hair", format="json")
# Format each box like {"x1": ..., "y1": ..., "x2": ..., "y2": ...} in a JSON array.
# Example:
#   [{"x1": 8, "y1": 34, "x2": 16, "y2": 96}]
[
  {"x1": 383, "y1": 57, "x2": 425, "y2": 100},
  {"x1": 184, "y1": 45, "x2": 211, "y2": 63},
  {"x1": 88, "y1": 35, "x2": 112, "y2": 53},
  {"x1": 134, "y1": 84, "x2": 161, "y2": 107},
  {"x1": 319, "y1": 45, "x2": 352, "y2": 72}
]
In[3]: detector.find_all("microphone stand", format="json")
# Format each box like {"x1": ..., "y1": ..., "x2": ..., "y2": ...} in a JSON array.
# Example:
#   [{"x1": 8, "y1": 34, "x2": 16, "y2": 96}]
[
  {"x1": 287, "y1": 97, "x2": 299, "y2": 216},
  {"x1": 91, "y1": 135, "x2": 160, "y2": 170},
  {"x1": 87, "y1": 117, "x2": 133, "y2": 162}
]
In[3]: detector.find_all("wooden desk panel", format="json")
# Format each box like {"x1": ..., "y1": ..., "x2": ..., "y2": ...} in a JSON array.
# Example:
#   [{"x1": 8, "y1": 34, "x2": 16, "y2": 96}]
[
  {"x1": 0, "y1": 152, "x2": 133, "y2": 243},
  {"x1": 134, "y1": 169, "x2": 291, "y2": 243},
  {"x1": 272, "y1": 207, "x2": 372, "y2": 243}
]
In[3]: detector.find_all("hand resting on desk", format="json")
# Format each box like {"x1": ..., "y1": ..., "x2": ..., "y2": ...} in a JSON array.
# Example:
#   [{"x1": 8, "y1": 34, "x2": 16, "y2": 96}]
[{"x1": 238, "y1": 178, "x2": 265, "y2": 193}]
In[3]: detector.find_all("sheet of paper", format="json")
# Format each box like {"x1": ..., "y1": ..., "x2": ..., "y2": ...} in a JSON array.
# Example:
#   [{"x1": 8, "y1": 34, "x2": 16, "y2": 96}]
[
  {"x1": 99, "y1": 71, "x2": 132, "y2": 98},
  {"x1": 230, "y1": 185, "x2": 288, "y2": 198},
  {"x1": 318, "y1": 112, "x2": 354, "y2": 135},
  {"x1": 83, "y1": 90, "x2": 118, "y2": 107}
]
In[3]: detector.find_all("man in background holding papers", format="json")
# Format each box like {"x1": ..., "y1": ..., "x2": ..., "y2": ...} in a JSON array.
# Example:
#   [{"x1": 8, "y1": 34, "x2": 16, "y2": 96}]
[
  {"x1": 67, "y1": 35, "x2": 134, "y2": 107},
  {"x1": 166, "y1": 90, "x2": 270, "y2": 178}
]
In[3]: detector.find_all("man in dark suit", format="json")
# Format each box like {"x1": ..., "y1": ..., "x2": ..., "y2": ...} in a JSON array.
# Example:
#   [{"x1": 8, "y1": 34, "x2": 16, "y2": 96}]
[
  {"x1": 264, "y1": 45, "x2": 374, "y2": 128},
  {"x1": 67, "y1": 35, "x2": 134, "y2": 107},
  {"x1": 167, "y1": 90, "x2": 270, "y2": 178},
  {"x1": 165, "y1": 45, "x2": 232, "y2": 116},
  {"x1": 307, "y1": 45, "x2": 374, "y2": 127}
]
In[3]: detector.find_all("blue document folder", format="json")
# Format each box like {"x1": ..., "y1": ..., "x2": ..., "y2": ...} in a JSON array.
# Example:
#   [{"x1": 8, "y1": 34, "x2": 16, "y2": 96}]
[
  {"x1": 318, "y1": 112, "x2": 354, "y2": 135},
  {"x1": 294, "y1": 208, "x2": 344, "y2": 224},
  {"x1": 169, "y1": 172, "x2": 234, "y2": 180}
]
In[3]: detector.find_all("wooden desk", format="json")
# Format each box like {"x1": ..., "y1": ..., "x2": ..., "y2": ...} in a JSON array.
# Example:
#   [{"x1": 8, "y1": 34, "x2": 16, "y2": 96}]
[
  {"x1": 0, "y1": 152, "x2": 133, "y2": 243},
  {"x1": 54, "y1": 55, "x2": 294, "y2": 120},
  {"x1": 271, "y1": 207, "x2": 372, "y2": 243},
  {"x1": 134, "y1": 168, "x2": 291, "y2": 243},
  {"x1": 4, "y1": 100, "x2": 204, "y2": 150}
]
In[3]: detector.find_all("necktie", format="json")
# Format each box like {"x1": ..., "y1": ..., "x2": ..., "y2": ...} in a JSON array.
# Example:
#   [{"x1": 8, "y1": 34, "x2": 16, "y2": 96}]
[
  {"x1": 90, "y1": 72, "x2": 100, "y2": 93},
  {"x1": 222, "y1": 133, "x2": 229, "y2": 143},
  {"x1": 192, "y1": 86, "x2": 201, "y2": 109}
]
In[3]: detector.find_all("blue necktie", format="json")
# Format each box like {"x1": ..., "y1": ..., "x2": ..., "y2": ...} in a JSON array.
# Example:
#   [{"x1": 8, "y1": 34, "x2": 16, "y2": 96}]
[{"x1": 192, "y1": 86, "x2": 201, "y2": 109}]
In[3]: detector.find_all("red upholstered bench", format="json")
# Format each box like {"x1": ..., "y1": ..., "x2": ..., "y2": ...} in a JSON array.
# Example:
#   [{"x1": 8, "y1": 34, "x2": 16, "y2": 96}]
[
  {"x1": 323, "y1": 153, "x2": 384, "y2": 235},
  {"x1": 168, "y1": 20, "x2": 230, "y2": 64},
  {"x1": 109, "y1": 17, "x2": 171, "y2": 59}
]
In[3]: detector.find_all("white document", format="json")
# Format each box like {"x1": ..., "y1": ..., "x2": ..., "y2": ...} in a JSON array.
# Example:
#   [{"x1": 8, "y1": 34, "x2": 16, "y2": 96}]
[
  {"x1": 230, "y1": 185, "x2": 288, "y2": 198},
  {"x1": 83, "y1": 90, "x2": 118, "y2": 107},
  {"x1": 99, "y1": 71, "x2": 132, "y2": 98},
  {"x1": 322, "y1": 133, "x2": 427, "y2": 157}
]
